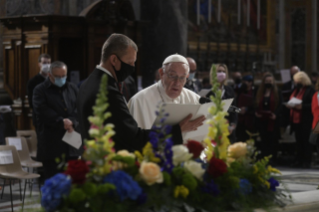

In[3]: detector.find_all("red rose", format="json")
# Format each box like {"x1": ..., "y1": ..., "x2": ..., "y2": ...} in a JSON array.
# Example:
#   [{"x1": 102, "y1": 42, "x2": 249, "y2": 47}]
[
  {"x1": 64, "y1": 160, "x2": 89, "y2": 184},
  {"x1": 207, "y1": 157, "x2": 227, "y2": 178},
  {"x1": 186, "y1": 140, "x2": 204, "y2": 159}
]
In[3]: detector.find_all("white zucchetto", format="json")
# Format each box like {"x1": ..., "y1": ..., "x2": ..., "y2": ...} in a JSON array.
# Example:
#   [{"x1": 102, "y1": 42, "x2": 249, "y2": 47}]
[{"x1": 162, "y1": 54, "x2": 189, "y2": 66}]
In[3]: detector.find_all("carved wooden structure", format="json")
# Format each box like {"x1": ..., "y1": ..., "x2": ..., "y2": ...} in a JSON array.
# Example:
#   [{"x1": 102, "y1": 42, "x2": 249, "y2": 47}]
[{"x1": 0, "y1": 0, "x2": 141, "y2": 130}]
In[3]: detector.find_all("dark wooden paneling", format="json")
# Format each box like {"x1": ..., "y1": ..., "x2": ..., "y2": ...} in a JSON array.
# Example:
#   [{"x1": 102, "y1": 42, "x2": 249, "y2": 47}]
[{"x1": 27, "y1": 48, "x2": 41, "y2": 79}]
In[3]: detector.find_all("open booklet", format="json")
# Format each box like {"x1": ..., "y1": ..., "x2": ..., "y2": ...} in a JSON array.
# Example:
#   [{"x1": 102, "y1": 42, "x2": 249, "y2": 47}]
[{"x1": 153, "y1": 99, "x2": 233, "y2": 142}]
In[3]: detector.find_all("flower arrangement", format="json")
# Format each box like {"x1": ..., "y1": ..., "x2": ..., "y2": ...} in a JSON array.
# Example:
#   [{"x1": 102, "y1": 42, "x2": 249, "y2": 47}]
[{"x1": 40, "y1": 65, "x2": 288, "y2": 212}]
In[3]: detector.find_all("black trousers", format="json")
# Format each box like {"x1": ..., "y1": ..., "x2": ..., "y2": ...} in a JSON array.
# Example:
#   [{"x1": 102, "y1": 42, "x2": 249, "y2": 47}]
[{"x1": 293, "y1": 123, "x2": 313, "y2": 165}]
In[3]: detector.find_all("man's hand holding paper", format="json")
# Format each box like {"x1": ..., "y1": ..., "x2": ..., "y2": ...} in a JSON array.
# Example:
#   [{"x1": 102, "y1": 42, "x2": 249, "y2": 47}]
[{"x1": 179, "y1": 114, "x2": 206, "y2": 132}]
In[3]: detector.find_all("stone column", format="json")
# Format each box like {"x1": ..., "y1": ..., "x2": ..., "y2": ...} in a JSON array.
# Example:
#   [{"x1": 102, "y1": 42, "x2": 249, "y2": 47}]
[
  {"x1": 278, "y1": 0, "x2": 285, "y2": 69},
  {"x1": 69, "y1": 0, "x2": 77, "y2": 16},
  {"x1": 130, "y1": 0, "x2": 140, "y2": 20},
  {"x1": 140, "y1": 0, "x2": 188, "y2": 87},
  {"x1": 312, "y1": 0, "x2": 317, "y2": 72}
]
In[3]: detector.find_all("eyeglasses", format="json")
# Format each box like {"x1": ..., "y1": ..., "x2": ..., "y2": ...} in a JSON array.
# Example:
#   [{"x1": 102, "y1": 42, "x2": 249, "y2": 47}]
[{"x1": 165, "y1": 72, "x2": 187, "y2": 83}]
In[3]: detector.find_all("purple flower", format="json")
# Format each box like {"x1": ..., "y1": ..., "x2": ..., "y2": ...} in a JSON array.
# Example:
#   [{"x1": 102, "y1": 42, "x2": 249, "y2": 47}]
[
  {"x1": 103, "y1": 170, "x2": 142, "y2": 201},
  {"x1": 202, "y1": 180, "x2": 220, "y2": 196},
  {"x1": 137, "y1": 191, "x2": 147, "y2": 205},
  {"x1": 41, "y1": 173, "x2": 72, "y2": 212},
  {"x1": 268, "y1": 177, "x2": 279, "y2": 192},
  {"x1": 239, "y1": 179, "x2": 252, "y2": 195}
]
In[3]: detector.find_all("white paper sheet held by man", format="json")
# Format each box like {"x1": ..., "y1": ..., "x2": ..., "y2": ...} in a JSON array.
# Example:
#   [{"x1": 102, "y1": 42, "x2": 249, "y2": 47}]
[
  {"x1": 153, "y1": 99, "x2": 233, "y2": 142},
  {"x1": 62, "y1": 131, "x2": 82, "y2": 149}
]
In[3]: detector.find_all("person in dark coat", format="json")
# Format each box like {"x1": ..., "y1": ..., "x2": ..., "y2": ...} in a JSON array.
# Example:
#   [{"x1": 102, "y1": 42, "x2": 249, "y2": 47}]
[
  {"x1": 184, "y1": 57, "x2": 202, "y2": 94},
  {"x1": 33, "y1": 61, "x2": 80, "y2": 180},
  {"x1": 206, "y1": 63, "x2": 238, "y2": 144},
  {"x1": 236, "y1": 75, "x2": 257, "y2": 142},
  {"x1": 281, "y1": 66, "x2": 300, "y2": 128},
  {"x1": 76, "y1": 34, "x2": 205, "y2": 153},
  {"x1": 27, "y1": 54, "x2": 51, "y2": 132},
  {"x1": 286, "y1": 71, "x2": 315, "y2": 168},
  {"x1": 255, "y1": 73, "x2": 282, "y2": 164}
]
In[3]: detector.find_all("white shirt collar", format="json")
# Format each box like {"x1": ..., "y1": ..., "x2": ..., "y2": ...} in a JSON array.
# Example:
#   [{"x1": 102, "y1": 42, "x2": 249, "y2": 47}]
[{"x1": 96, "y1": 65, "x2": 113, "y2": 78}]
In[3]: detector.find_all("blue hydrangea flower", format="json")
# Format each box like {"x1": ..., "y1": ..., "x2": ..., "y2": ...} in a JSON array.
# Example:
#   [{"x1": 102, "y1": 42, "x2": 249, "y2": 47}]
[
  {"x1": 103, "y1": 170, "x2": 142, "y2": 201},
  {"x1": 239, "y1": 179, "x2": 252, "y2": 195},
  {"x1": 202, "y1": 179, "x2": 220, "y2": 196},
  {"x1": 41, "y1": 173, "x2": 72, "y2": 212},
  {"x1": 268, "y1": 177, "x2": 279, "y2": 191}
]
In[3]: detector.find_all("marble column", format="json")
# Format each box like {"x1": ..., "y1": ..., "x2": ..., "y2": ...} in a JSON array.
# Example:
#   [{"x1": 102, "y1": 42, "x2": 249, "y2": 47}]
[
  {"x1": 278, "y1": 0, "x2": 285, "y2": 69},
  {"x1": 140, "y1": 0, "x2": 188, "y2": 87},
  {"x1": 312, "y1": 0, "x2": 317, "y2": 72}
]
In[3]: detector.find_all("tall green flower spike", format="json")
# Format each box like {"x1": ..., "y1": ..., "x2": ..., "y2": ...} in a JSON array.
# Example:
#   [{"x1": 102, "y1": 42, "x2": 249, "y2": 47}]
[
  {"x1": 204, "y1": 64, "x2": 230, "y2": 161},
  {"x1": 84, "y1": 74, "x2": 115, "y2": 180}
]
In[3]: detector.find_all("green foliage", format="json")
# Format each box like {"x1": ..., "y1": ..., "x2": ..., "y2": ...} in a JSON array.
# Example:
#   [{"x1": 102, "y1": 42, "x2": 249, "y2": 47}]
[
  {"x1": 96, "y1": 183, "x2": 115, "y2": 194},
  {"x1": 163, "y1": 171, "x2": 172, "y2": 186},
  {"x1": 182, "y1": 173, "x2": 197, "y2": 191},
  {"x1": 68, "y1": 188, "x2": 86, "y2": 204},
  {"x1": 82, "y1": 182, "x2": 97, "y2": 196}
]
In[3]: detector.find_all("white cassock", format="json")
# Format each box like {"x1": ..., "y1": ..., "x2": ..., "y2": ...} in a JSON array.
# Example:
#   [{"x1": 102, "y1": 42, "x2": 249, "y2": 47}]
[{"x1": 128, "y1": 80, "x2": 200, "y2": 129}]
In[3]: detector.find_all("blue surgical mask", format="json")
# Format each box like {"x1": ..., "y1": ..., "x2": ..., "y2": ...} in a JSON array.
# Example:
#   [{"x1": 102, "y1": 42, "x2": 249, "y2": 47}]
[
  {"x1": 188, "y1": 72, "x2": 195, "y2": 80},
  {"x1": 54, "y1": 77, "x2": 67, "y2": 87}
]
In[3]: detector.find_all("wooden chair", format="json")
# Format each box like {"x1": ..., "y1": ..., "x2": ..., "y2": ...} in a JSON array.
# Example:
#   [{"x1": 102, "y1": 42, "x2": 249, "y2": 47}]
[
  {"x1": 16, "y1": 130, "x2": 37, "y2": 158},
  {"x1": 0, "y1": 145, "x2": 40, "y2": 212}
]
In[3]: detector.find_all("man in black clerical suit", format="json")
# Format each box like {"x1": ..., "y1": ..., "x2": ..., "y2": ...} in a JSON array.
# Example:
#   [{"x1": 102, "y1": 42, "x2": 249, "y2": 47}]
[
  {"x1": 33, "y1": 61, "x2": 80, "y2": 180},
  {"x1": 77, "y1": 34, "x2": 205, "y2": 152},
  {"x1": 27, "y1": 54, "x2": 51, "y2": 132},
  {"x1": 282, "y1": 66, "x2": 300, "y2": 128}
]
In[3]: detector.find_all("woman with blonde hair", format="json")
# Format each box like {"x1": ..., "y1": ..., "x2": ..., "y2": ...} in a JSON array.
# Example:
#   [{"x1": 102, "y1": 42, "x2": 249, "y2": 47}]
[
  {"x1": 287, "y1": 71, "x2": 315, "y2": 168},
  {"x1": 206, "y1": 63, "x2": 237, "y2": 143},
  {"x1": 255, "y1": 73, "x2": 282, "y2": 163}
]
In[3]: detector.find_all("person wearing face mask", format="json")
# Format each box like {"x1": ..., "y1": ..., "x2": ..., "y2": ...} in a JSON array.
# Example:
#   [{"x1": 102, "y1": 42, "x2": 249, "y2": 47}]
[
  {"x1": 128, "y1": 54, "x2": 204, "y2": 131},
  {"x1": 184, "y1": 57, "x2": 202, "y2": 94},
  {"x1": 206, "y1": 63, "x2": 238, "y2": 144},
  {"x1": 231, "y1": 71, "x2": 242, "y2": 97},
  {"x1": 286, "y1": 71, "x2": 315, "y2": 168},
  {"x1": 27, "y1": 54, "x2": 51, "y2": 133},
  {"x1": 255, "y1": 73, "x2": 282, "y2": 164},
  {"x1": 236, "y1": 75, "x2": 257, "y2": 142},
  {"x1": 33, "y1": 61, "x2": 80, "y2": 180},
  {"x1": 77, "y1": 34, "x2": 205, "y2": 152}
]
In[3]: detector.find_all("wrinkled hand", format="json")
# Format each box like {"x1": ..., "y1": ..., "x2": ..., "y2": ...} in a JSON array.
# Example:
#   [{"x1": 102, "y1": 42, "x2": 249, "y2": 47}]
[
  {"x1": 295, "y1": 104, "x2": 302, "y2": 110},
  {"x1": 255, "y1": 112, "x2": 262, "y2": 118},
  {"x1": 179, "y1": 114, "x2": 206, "y2": 133},
  {"x1": 63, "y1": 118, "x2": 73, "y2": 131},
  {"x1": 270, "y1": 113, "x2": 276, "y2": 120}
]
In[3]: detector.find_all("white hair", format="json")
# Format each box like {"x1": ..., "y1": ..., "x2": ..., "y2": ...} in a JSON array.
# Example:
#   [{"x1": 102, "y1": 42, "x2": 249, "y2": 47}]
[{"x1": 162, "y1": 63, "x2": 189, "y2": 73}]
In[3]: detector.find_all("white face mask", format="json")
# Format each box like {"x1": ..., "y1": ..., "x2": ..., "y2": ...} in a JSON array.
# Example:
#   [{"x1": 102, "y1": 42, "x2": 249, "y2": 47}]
[
  {"x1": 41, "y1": 64, "x2": 50, "y2": 73},
  {"x1": 188, "y1": 72, "x2": 195, "y2": 80}
]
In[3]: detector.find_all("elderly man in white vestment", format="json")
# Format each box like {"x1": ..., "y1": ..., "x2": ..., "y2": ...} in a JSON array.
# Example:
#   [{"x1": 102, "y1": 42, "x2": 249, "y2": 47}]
[{"x1": 128, "y1": 54, "x2": 201, "y2": 130}]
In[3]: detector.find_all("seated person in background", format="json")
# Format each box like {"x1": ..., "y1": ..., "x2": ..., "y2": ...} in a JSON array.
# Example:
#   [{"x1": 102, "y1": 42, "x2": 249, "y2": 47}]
[
  {"x1": 231, "y1": 71, "x2": 242, "y2": 97},
  {"x1": 202, "y1": 77, "x2": 211, "y2": 89},
  {"x1": 206, "y1": 63, "x2": 237, "y2": 144},
  {"x1": 311, "y1": 71, "x2": 318, "y2": 87},
  {"x1": 128, "y1": 54, "x2": 203, "y2": 130}
]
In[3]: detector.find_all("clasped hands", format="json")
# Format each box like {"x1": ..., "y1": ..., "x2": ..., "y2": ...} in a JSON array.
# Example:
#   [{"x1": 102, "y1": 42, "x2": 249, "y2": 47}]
[{"x1": 63, "y1": 118, "x2": 74, "y2": 133}]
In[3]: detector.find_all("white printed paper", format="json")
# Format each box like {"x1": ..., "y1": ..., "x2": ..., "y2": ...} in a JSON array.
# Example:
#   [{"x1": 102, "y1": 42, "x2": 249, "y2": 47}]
[
  {"x1": 8, "y1": 138, "x2": 22, "y2": 151},
  {"x1": 285, "y1": 97, "x2": 302, "y2": 107},
  {"x1": 0, "y1": 105, "x2": 11, "y2": 113},
  {"x1": 0, "y1": 150, "x2": 13, "y2": 164},
  {"x1": 62, "y1": 131, "x2": 82, "y2": 149},
  {"x1": 280, "y1": 69, "x2": 291, "y2": 83},
  {"x1": 198, "y1": 89, "x2": 211, "y2": 97}
]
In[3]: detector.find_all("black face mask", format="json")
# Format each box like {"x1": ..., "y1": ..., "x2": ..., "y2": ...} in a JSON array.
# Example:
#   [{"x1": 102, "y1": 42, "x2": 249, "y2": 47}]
[
  {"x1": 235, "y1": 78, "x2": 242, "y2": 84},
  {"x1": 295, "y1": 83, "x2": 303, "y2": 89},
  {"x1": 265, "y1": 83, "x2": 273, "y2": 89},
  {"x1": 112, "y1": 56, "x2": 135, "y2": 82}
]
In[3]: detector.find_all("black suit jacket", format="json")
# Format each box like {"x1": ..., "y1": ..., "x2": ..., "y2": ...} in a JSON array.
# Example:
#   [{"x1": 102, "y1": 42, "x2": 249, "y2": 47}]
[
  {"x1": 77, "y1": 68, "x2": 183, "y2": 152},
  {"x1": 27, "y1": 73, "x2": 46, "y2": 129},
  {"x1": 33, "y1": 79, "x2": 80, "y2": 161}
]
